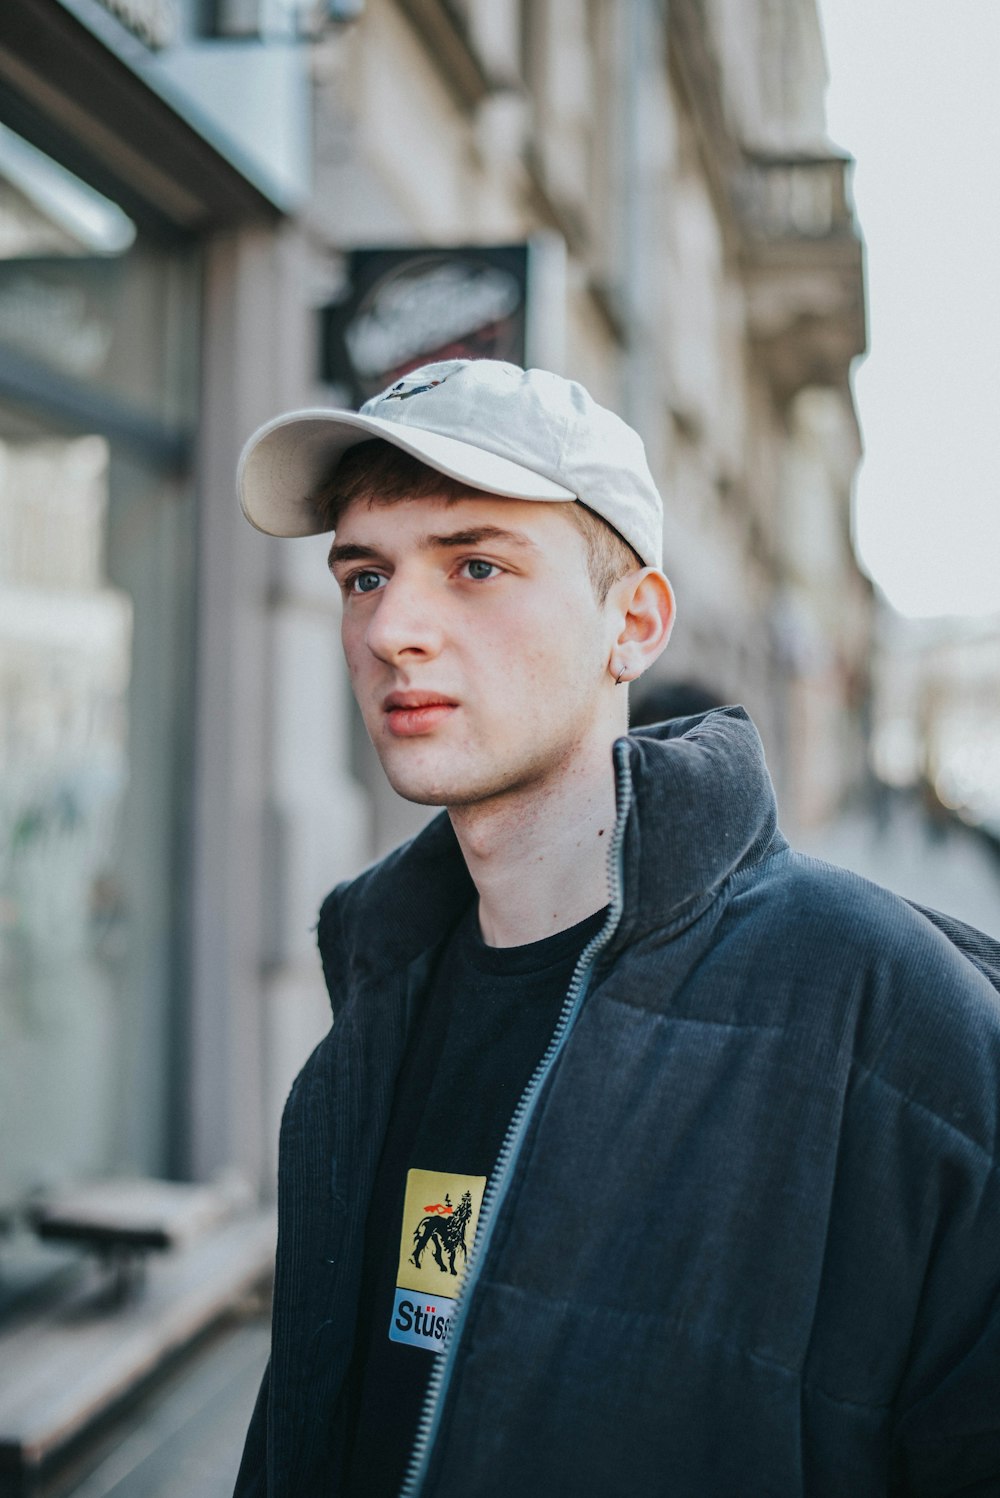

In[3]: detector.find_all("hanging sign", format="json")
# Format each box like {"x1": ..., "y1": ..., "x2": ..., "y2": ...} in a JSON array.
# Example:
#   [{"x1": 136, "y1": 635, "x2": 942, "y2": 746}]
[
  {"x1": 92, "y1": 0, "x2": 179, "y2": 48},
  {"x1": 320, "y1": 245, "x2": 532, "y2": 408}
]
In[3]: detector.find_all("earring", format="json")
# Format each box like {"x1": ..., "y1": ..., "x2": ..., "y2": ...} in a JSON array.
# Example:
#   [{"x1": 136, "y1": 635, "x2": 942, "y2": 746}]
[{"x1": 614, "y1": 666, "x2": 627, "y2": 686}]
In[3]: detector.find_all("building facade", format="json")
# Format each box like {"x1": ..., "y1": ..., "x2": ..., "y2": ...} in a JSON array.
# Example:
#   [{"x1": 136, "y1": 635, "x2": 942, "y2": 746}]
[{"x1": 0, "y1": 1, "x2": 866, "y2": 1473}]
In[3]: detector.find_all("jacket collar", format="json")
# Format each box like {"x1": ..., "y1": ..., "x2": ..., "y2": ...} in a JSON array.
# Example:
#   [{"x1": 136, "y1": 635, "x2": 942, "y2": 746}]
[
  {"x1": 321, "y1": 706, "x2": 783, "y2": 1003},
  {"x1": 615, "y1": 704, "x2": 783, "y2": 949}
]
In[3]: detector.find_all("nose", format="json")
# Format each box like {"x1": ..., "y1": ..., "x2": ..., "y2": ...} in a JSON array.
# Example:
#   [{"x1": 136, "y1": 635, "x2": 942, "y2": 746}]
[{"x1": 364, "y1": 568, "x2": 443, "y2": 666}]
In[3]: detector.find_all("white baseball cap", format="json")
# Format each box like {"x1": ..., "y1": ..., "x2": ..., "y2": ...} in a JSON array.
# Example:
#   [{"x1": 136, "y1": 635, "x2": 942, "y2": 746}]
[{"x1": 237, "y1": 359, "x2": 664, "y2": 569}]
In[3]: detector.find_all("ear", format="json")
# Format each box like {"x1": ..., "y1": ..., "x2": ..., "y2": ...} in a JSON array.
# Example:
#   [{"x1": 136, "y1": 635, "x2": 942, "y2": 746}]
[{"x1": 606, "y1": 568, "x2": 676, "y2": 685}]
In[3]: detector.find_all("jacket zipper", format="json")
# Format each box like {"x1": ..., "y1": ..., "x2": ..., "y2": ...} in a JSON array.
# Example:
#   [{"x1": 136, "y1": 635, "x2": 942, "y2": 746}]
[{"x1": 398, "y1": 740, "x2": 634, "y2": 1498}]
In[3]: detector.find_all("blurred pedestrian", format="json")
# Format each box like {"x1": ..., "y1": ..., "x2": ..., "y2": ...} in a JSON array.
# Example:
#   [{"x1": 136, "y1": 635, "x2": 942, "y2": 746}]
[
  {"x1": 629, "y1": 676, "x2": 725, "y2": 729},
  {"x1": 235, "y1": 359, "x2": 1000, "y2": 1497}
]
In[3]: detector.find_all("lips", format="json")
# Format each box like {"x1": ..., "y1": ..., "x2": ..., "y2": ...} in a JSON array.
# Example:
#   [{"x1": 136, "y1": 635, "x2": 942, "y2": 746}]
[{"x1": 383, "y1": 691, "x2": 458, "y2": 738}]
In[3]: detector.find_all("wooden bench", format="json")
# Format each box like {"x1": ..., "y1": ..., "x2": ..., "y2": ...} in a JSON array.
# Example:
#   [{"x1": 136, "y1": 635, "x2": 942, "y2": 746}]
[
  {"x1": 30, "y1": 1178, "x2": 253, "y2": 1303},
  {"x1": 0, "y1": 1178, "x2": 275, "y2": 1481}
]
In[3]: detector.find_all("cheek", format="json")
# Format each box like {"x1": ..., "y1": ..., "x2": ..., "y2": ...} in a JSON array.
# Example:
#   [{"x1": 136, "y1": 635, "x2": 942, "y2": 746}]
[
  {"x1": 484, "y1": 614, "x2": 597, "y2": 719},
  {"x1": 340, "y1": 619, "x2": 369, "y2": 688}
]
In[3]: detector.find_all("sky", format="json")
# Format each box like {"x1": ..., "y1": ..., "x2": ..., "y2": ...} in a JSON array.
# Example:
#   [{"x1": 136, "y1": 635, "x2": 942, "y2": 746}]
[{"x1": 816, "y1": 1, "x2": 1000, "y2": 620}]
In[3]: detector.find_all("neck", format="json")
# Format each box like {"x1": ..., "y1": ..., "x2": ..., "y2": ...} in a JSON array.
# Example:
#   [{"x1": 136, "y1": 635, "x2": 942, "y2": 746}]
[{"x1": 447, "y1": 730, "x2": 621, "y2": 948}]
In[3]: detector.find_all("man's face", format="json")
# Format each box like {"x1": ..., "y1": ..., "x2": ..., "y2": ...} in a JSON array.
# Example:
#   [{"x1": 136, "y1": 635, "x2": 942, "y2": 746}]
[{"x1": 329, "y1": 492, "x2": 618, "y2": 809}]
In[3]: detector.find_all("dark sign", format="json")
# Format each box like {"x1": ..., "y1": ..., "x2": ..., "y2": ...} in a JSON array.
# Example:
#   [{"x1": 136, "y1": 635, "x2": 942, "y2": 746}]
[
  {"x1": 320, "y1": 245, "x2": 530, "y2": 407},
  {"x1": 93, "y1": 0, "x2": 178, "y2": 48}
]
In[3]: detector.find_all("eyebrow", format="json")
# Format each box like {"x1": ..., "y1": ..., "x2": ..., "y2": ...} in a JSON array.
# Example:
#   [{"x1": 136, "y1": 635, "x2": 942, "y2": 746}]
[{"x1": 327, "y1": 525, "x2": 537, "y2": 571}]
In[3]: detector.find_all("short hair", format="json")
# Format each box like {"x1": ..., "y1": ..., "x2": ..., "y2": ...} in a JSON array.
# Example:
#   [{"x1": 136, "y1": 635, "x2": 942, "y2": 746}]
[{"x1": 314, "y1": 439, "x2": 641, "y2": 603}]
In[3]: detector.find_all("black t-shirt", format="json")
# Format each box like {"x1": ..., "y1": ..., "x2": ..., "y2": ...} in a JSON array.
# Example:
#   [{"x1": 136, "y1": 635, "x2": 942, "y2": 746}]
[{"x1": 342, "y1": 900, "x2": 608, "y2": 1498}]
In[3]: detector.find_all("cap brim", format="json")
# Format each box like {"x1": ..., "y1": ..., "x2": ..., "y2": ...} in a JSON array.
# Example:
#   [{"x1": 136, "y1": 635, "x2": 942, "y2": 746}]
[{"x1": 237, "y1": 408, "x2": 577, "y2": 537}]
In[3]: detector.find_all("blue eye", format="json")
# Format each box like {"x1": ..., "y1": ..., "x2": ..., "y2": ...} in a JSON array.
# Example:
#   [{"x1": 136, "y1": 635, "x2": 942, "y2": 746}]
[
  {"x1": 351, "y1": 571, "x2": 384, "y2": 594},
  {"x1": 466, "y1": 559, "x2": 496, "y2": 581}
]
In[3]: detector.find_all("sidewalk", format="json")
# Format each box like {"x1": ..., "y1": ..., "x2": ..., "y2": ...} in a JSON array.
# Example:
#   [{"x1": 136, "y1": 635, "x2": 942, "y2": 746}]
[
  {"x1": 41, "y1": 1314, "x2": 267, "y2": 1498},
  {"x1": 798, "y1": 794, "x2": 1000, "y2": 940}
]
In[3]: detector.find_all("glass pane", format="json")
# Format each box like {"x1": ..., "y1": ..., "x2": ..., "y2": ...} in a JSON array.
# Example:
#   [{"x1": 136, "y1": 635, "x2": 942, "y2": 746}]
[
  {"x1": 0, "y1": 422, "x2": 131, "y2": 1198},
  {"x1": 0, "y1": 128, "x2": 198, "y2": 1226},
  {"x1": 0, "y1": 407, "x2": 196, "y2": 1207},
  {"x1": 0, "y1": 123, "x2": 198, "y2": 428}
]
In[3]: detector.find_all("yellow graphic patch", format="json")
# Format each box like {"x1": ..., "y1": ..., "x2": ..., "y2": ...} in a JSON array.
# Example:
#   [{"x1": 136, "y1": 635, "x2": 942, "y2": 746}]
[{"x1": 395, "y1": 1168, "x2": 487, "y2": 1297}]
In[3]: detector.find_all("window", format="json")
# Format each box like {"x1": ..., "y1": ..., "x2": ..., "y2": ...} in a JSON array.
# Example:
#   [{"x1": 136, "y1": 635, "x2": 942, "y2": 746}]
[{"x1": 0, "y1": 126, "x2": 198, "y2": 1258}]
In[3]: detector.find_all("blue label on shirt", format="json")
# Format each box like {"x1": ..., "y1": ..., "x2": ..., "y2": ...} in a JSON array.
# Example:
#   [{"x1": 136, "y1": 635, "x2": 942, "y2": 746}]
[{"x1": 389, "y1": 1286, "x2": 457, "y2": 1351}]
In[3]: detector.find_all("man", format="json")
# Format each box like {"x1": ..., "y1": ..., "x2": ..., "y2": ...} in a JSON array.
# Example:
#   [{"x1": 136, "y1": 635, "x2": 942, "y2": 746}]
[{"x1": 235, "y1": 360, "x2": 1000, "y2": 1497}]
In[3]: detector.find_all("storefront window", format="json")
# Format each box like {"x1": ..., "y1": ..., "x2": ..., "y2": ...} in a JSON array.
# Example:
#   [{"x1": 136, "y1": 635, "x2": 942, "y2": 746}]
[{"x1": 0, "y1": 128, "x2": 198, "y2": 1217}]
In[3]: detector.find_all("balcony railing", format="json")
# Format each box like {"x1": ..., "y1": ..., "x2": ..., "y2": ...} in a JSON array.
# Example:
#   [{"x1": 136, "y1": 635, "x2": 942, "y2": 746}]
[
  {"x1": 733, "y1": 153, "x2": 866, "y2": 399},
  {"x1": 735, "y1": 153, "x2": 857, "y2": 242}
]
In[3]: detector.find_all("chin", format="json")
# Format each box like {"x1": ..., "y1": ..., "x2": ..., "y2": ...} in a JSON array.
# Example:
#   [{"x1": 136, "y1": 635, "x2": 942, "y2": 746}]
[
  {"x1": 388, "y1": 779, "x2": 452, "y2": 808},
  {"x1": 383, "y1": 767, "x2": 487, "y2": 808},
  {"x1": 376, "y1": 746, "x2": 498, "y2": 809},
  {"x1": 383, "y1": 760, "x2": 545, "y2": 812},
  {"x1": 378, "y1": 757, "x2": 460, "y2": 808}
]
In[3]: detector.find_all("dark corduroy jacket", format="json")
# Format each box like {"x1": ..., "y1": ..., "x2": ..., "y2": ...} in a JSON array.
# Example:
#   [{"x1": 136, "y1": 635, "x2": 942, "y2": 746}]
[{"x1": 235, "y1": 708, "x2": 1000, "y2": 1498}]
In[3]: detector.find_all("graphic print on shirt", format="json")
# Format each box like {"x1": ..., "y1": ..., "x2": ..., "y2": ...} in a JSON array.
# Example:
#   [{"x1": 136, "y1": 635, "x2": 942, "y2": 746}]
[{"x1": 390, "y1": 1168, "x2": 487, "y2": 1352}]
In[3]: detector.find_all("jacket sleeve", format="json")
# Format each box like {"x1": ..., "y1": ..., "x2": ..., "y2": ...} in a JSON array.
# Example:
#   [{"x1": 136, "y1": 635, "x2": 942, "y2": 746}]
[
  {"x1": 885, "y1": 948, "x2": 1000, "y2": 1494},
  {"x1": 878, "y1": 912, "x2": 1000, "y2": 1495},
  {"x1": 891, "y1": 1302, "x2": 1000, "y2": 1496},
  {"x1": 232, "y1": 1357, "x2": 270, "y2": 1497}
]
